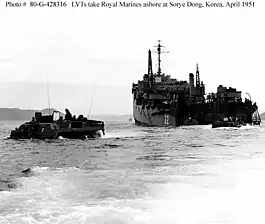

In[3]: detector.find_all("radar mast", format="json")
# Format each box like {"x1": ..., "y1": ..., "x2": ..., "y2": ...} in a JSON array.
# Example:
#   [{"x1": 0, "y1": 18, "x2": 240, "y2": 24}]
[
  {"x1": 196, "y1": 63, "x2": 200, "y2": 87},
  {"x1": 153, "y1": 40, "x2": 169, "y2": 75}
]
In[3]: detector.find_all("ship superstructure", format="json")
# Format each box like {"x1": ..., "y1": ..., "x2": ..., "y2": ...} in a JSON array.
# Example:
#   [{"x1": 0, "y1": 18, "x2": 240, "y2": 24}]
[{"x1": 132, "y1": 41, "x2": 258, "y2": 126}]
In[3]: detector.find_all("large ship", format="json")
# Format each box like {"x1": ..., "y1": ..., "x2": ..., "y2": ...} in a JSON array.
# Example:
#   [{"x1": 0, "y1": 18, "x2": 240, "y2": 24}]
[{"x1": 132, "y1": 41, "x2": 259, "y2": 127}]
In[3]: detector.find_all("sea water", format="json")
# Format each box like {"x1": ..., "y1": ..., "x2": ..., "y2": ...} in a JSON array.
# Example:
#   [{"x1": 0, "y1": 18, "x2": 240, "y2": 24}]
[{"x1": 1, "y1": 121, "x2": 265, "y2": 223}]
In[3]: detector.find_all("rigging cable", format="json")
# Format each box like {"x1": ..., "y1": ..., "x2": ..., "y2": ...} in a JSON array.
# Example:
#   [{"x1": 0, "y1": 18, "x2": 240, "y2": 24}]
[
  {"x1": 88, "y1": 86, "x2": 96, "y2": 119},
  {"x1": 46, "y1": 76, "x2": 51, "y2": 115}
]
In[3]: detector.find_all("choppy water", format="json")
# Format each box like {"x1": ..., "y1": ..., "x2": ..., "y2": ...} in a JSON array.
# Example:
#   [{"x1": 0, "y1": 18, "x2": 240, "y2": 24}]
[{"x1": 1, "y1": 120, "x2": 265, "y2": 224}]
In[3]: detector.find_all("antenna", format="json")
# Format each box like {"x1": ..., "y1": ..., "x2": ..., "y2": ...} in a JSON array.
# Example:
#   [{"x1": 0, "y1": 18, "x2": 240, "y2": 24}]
[
  {"x1": 152, "y1": 40, "x2": 169, "y2": 75},
  {"x1": 246, "y1": 92, "x2": 251, "y2": 101},
  {"x1": 88, "y1": 86, "x2": 96, "y2": 119},
  {"x1": 46, "y1": 76, "x2": 51, "y2": 115},
  {"x1": 196, "y1": 63, "x2": 200, "y2": 87}
]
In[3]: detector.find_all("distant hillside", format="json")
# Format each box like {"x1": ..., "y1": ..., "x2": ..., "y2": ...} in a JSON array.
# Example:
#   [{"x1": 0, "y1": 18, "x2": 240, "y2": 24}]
[
  {"x1": 0, "y1": 108, "x2": 63, "y2": 121},
  {"x1": 0, "y1": 108, "x2": 132, "y2": 122},
  {"x1": 90, "y1": 114, "x2": 133, "y2": 122}
]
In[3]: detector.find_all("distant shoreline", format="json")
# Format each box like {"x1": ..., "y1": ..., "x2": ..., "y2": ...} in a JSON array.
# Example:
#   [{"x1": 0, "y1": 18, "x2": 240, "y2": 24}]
[{"x1": 0, "y1": 108, "x2": 132, "y2": 122}]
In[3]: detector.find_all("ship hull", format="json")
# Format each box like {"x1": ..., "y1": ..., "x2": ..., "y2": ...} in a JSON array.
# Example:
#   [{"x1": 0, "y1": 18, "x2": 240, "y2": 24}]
[
  {"x1": 133, "y1": 100, "x2": 255, "y2": 127},
  {"x1": 133, "y1": 100, "x2": 179, "y2": 127}
]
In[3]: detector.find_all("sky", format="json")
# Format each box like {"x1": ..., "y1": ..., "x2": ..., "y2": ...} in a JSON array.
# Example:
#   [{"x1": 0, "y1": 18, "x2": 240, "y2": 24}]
[{"x1": 0, "y1": 0, "x2": 265, "y2": 114}]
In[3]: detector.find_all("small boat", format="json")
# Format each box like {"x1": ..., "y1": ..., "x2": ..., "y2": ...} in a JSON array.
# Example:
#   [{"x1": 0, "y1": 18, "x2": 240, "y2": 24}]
[
  {"x1": 212, "y1": 117, "x2": 244, "y2": 128},
  {"x1": 252, "y1": 110, "x2": 261, "y2": 125},
  {"x1": 183, "y1": 117, "x2": 199, "y2": 125},
  {"x1": 253, "y1": 120, "x2": 261, "y2": 125},
  {"x1": 9, "y1": 110, "x2": 105, "y2": 140}
]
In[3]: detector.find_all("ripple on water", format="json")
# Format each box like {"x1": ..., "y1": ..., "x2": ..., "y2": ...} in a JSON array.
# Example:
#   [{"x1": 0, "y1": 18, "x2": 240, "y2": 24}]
[{"x1": 1, "y1": 122, "x2": 265, "y2": 223}]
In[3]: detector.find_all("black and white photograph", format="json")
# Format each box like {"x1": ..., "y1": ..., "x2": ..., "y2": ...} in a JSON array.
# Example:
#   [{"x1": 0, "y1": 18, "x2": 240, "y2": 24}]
[{"x1": 0, "y1": 0, "x2": 265, "y2": 223}]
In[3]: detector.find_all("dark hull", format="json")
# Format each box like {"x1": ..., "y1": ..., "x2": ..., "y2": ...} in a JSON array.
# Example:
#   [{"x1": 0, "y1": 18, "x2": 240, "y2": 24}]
[
  {"x1": 9, "y1": 129, "x2": 58, "y2": 140},
  {"x1": 10, "y1": 130, "x2": 104, "y2": 140},
  {"x1": 212, "y1": 121, "x2": 243, "y2": 128},
  {"x1": 133, "y1": 101, "x2": 199, "y2": 127},
  {"x1": 9, "y1": 121, "x2": 105, "y2": 140},
  {"x1": 133, "y1": 101, "x2": 175, "y2": 126},
  {"x1": 10, "y1": 129, "x2": 104, "y2": 140},
  {"x1": 57, "y1": 129, "x2": 104, "y2": 139},
  {"x1": 133, "y1": 100, "x2": 256, "y2": 127}
]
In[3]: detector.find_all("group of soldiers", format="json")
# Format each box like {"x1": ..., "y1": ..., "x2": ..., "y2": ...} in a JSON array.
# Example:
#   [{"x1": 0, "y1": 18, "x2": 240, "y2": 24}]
[
  {"x1": 29, "y1": 108, "x2": 88, "y2": 123},
  {"x1": 64, "y1": 108, "x2": 87, "y2": 121}
]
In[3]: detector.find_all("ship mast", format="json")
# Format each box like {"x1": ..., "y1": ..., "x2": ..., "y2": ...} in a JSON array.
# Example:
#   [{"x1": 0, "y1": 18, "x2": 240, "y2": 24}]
[
  {"x1": 153, "y1": 40, "x2": 168, "y2": 75},
  {"x1": 157, "y1": 41, "x2": 162, "y2": 75},
  {"x1": 196, "y1": 63, "x2": 200, "y2": 87}
]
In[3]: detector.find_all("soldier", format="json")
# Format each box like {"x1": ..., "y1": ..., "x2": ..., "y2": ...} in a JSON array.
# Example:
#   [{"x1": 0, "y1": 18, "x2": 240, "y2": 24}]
[
  {"x1": 31, "y1": 117, "x2": 36, "y2": 123},
  {"x1": 65, "y1": 108, "x2": 73, "y2": 120},
  {"x1": 77, "y1": 114, "x2": 84, "y2": 121}
]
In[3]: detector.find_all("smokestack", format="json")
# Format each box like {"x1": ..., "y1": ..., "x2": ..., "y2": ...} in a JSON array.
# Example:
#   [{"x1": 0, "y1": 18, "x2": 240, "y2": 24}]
[{"x1": 189, "y1": 73, "x2": 194, "y2": 87}]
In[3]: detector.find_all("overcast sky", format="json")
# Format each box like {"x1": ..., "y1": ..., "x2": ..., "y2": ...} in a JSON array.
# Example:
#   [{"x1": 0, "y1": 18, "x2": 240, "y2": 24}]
[{"x1": 0, "y1": 0, "x2": 264, "y2": 114}]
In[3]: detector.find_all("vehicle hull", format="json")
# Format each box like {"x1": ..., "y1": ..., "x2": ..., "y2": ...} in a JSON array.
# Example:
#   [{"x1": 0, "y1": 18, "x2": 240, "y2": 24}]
[{"x1": 9, "y1": 120, "x2": 105, "y2": 140}]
